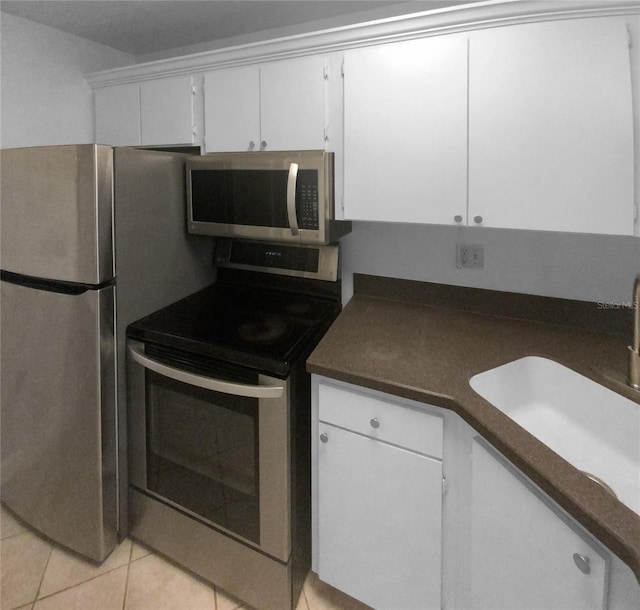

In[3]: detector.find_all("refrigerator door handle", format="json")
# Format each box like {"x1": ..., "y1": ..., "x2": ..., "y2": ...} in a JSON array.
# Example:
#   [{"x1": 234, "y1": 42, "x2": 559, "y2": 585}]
[
  {"x1": 0, "y1": 270, "x2": 112, "y2": 295},
  {"x1": 128, "y1": 344, "x2": 284, "y2": 399}
]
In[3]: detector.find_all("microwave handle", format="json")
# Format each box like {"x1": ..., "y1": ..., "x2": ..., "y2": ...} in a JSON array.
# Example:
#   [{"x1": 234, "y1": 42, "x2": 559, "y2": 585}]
[
  {"x1": 286, "y1": 162, "x2": 300, "y2": 236},
  {"x1": 129, "y1": 344, "x2": 284, "y2": 399}
]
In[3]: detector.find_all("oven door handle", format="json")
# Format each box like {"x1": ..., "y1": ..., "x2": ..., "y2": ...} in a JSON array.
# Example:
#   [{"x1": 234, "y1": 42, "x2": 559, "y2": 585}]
[
  {"x1": 128, "y1": 345, "x2": 284, "y2": 399},
  {"x1": 286, "y1": 162, "x2": 300, "y2": 237}
]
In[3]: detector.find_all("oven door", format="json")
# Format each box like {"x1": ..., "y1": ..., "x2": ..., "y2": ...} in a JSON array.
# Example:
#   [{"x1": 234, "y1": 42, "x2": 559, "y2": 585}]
[{"x1": 127, "y1": 340, "x2": 291, "y2": 562}]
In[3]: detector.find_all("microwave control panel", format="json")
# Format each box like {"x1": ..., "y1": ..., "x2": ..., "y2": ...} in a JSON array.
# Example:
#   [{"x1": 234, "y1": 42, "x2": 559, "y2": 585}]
[{"x1": 297, "y1": 170, "x2": 319, "y2": 230}]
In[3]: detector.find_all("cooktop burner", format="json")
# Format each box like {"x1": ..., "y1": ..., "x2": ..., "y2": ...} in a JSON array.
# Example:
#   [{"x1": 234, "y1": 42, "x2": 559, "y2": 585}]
[
  {"x1": 127, "y1": 277, "x2": 340, "y2": 377},
  {"x1": 237, "y1": 313, "x2": 291, "y2": 345}
]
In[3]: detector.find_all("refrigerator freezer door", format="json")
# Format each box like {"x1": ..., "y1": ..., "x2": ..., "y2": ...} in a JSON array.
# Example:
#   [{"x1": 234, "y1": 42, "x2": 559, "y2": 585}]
[
  {"x1": 0, "y1": 145, "x2": 114, "y2": 285},
  {"x1": 0, "y1": 280, "x2": 117, "y2": 562}
]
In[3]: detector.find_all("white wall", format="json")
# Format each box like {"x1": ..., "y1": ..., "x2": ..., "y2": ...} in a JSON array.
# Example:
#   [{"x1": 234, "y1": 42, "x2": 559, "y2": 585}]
[
  {"x1": 341, "y1": 223, "x2": 640, "y2": 304},
  {"x1": 0, "y1": 13, "x2": 133, "y2": 149}
]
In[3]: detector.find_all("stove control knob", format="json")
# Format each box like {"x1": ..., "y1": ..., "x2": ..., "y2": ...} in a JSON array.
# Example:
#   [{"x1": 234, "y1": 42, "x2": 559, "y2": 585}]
[
  {"x1": 370, "y1": 418, "x2": 380, "y2": 429},
  {"x1": 320, "y1": 433, "x2": 329, "y2": 443}
]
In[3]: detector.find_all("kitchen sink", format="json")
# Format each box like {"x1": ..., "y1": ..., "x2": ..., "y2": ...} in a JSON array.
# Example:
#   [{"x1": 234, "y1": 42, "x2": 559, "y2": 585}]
[{"x1": 470, "y1": 356, "x2": 640, "y2": 516}]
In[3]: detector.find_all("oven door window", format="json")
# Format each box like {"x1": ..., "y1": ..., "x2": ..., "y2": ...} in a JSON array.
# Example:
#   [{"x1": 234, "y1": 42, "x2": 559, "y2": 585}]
[{"x1": 145, "y1": 370, "x2": 260, "y2": 544}]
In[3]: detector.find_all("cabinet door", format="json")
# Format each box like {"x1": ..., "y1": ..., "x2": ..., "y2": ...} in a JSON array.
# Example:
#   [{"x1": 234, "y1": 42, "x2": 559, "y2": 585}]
[
  {"x1": 260, "y1": 55, "x2": 327, "y2": 151},
  {"x1": 140, "y1": 76, "x2": 195, "y2": 146},
  {"x1": 318, "y1": 422, "x2": 442, "y2": 610},
  {"x1": 203, "y1": 65, "x2": 260, "y2": 152},
  {"x1": 470, "y1": 439, "x2": 608, "y2": 610},
  {"x1": 343, "y1": 35, "x2": 468, "y2": 224},
  {"x1": 469, "y1": 18, "x2": 634, "y2": 235},
  {"x1": 94, "y1": 83, "x2": 140, "y2": 146}
]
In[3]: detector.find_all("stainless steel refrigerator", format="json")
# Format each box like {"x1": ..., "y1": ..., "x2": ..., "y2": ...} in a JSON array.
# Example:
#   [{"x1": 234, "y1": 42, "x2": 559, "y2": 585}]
[{"x1": 0, "y1": 145, "x2": 215, "y2": 562}]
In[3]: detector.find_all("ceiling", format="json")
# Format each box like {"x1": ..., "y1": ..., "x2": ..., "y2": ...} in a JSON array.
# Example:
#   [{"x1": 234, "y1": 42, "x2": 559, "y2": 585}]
[{"x1": 0, "y1": 0, "x2": 475, "y2": 58}]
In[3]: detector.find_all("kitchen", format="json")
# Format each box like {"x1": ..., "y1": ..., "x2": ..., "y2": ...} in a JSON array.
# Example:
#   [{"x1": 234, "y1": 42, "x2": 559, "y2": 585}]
[{"x1": 1, "y1": 1, "x2": 640, "y2": 609}]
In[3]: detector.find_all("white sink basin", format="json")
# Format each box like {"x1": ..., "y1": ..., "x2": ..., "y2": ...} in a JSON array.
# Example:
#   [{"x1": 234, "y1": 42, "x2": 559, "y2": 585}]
[{"x1": 470, "y1": 356, "x2": 640, "y2": 516}]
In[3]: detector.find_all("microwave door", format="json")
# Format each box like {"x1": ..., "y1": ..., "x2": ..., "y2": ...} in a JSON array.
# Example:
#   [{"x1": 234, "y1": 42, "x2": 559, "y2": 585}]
[
  {"x1": 186, "y1": 151, "x2": 354, "y2": 245},
  {"x1": 189, "y1": 168, "x2": 292, "y2": 242}
]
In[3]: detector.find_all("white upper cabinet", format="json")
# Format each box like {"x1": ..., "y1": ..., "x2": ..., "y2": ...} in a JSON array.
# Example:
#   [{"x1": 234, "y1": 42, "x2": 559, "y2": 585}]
[
  {"x1": 342, "y1": 35, "x2": 469, "y2": 224},
  {"x1": 95, "y1": 83, "x2": 141, "y2": 146},
  {"x1": 94, "y1": 76, "x2": 196, "y2": 147},
  {"x1": 139, "y1": 76, "x2": 196, "y2": 147},
  {"x1": 203, "y1": 55, "x2": 328, "y2": 153},
  {"x1": 468, "y1": 17, "x2": 635, "y2": 235},
  {"x1": 89, "y1": 7, "x2": 637, "y2": 235},
  {"x1": 203, "y1": 65, "x2": 261, "y2": 152},
  {"x1": 260, "y1": 56, "x2": 328, "y2": 151}
]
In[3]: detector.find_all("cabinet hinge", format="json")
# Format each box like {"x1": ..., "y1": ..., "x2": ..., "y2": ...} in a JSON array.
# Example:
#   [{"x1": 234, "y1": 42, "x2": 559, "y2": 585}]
[
  {"x1": 341, "y1": 59, "x2": 345, "y2": 78},
  {"x1": 323, "y1": 64, "x2": 330, "y2": 80},
  {"x1": 442, "y1": 475, "x2": 448, "y2": 496},
  {"x1": 324, "y1": 126, "x2": 330, "y2": 142},
  {"x1": 627, "y1": 25, "x2": 632, "y2": 48},
  {"x1": 191, "y1": 84, "x2": 197, "y2": 95}
]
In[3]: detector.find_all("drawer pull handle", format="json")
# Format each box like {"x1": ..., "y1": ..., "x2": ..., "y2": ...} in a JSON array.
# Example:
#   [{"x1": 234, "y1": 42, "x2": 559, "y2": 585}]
[
  {"x1": 370, "y1": 418, "x2": 380, "y2": 429},
  {"x1": 573, "y1": 553, "x2": 591, "y2": 575},
  {"x1": 320, "y1": 433, "x2": 329, "y2": 443}
]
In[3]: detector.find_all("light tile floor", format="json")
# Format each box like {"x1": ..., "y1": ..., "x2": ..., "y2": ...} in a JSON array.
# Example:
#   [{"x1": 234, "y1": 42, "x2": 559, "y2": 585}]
[{"x1": 0, "y1": 504, "x2": 371, "y2": 610}]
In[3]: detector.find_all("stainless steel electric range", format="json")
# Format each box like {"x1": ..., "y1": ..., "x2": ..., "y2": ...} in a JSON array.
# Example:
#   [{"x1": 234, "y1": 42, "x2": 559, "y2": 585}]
[{"x1": 126, "y1": 239, "x2": 342, "y2": 610}]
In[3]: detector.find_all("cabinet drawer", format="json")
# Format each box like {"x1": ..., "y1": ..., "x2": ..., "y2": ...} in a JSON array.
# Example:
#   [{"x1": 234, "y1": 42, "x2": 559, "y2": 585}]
[{"x1": 318, "y1": 382, "x2": 443, "y2": 458}]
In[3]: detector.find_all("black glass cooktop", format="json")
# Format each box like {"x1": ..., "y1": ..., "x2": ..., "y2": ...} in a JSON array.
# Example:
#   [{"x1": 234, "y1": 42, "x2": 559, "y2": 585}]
[{"x1": 127, "y1": 278, "x2": 340, "y2": 377}]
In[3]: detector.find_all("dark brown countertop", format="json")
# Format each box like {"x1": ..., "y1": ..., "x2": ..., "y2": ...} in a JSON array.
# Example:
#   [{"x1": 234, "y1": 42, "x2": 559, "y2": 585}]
[{"x1": 307, "y1": 274, "x2": 640, "y2": 584}]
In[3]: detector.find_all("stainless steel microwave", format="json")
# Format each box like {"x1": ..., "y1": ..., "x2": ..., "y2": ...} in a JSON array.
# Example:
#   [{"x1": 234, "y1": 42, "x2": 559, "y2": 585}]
[{"x1": 186, "y1": 151, "x2": 351, "y2": 245}]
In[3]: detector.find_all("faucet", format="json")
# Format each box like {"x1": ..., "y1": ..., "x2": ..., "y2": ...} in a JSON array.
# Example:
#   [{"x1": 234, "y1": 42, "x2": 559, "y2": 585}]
[{"x1": 629, "y1": 274, "x2": 640, "y2": 390}]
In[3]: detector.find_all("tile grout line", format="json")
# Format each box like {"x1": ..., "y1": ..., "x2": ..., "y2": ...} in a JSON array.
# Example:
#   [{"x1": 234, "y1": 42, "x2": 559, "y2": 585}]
[
  {"x1": 32, "y1": 536, "x2": 54, "y2": 607},
  {"x1": 0, "y1": 529, "x2": 31, "y2": 542},
  {"x1": 302, "y1": 586, "x2": 311, "y2": 610},
  {"x1": 30, "y1": 541, "x2": 136, "y2": 607},
  {"x1": 122, "y1": 539, "x2": 135, "y2": 610},
  {"x1": 31, "y1": 563, "x2": 131, "y2": 605},
  {"x1": 34, "y1": 541, "x2": 155, "y2": 608}
]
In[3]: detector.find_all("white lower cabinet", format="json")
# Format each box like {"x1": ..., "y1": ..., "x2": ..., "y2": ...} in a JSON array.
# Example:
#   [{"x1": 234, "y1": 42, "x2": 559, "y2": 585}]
[
  {"x1": 312, "y1": 376, "x2": 639, "y2": 610},
  {"x1": 315, "y1": 380, "x2": 443, "y2": 609},
  {"x1": 470, "y1": 438, "x2": 609, "y2": 610}
]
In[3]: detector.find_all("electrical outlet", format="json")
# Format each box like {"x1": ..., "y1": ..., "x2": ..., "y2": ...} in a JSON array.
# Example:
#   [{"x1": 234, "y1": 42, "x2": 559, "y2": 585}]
[{"x1": 457, "y1": 243, "x2": 485, "y2": 269}]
